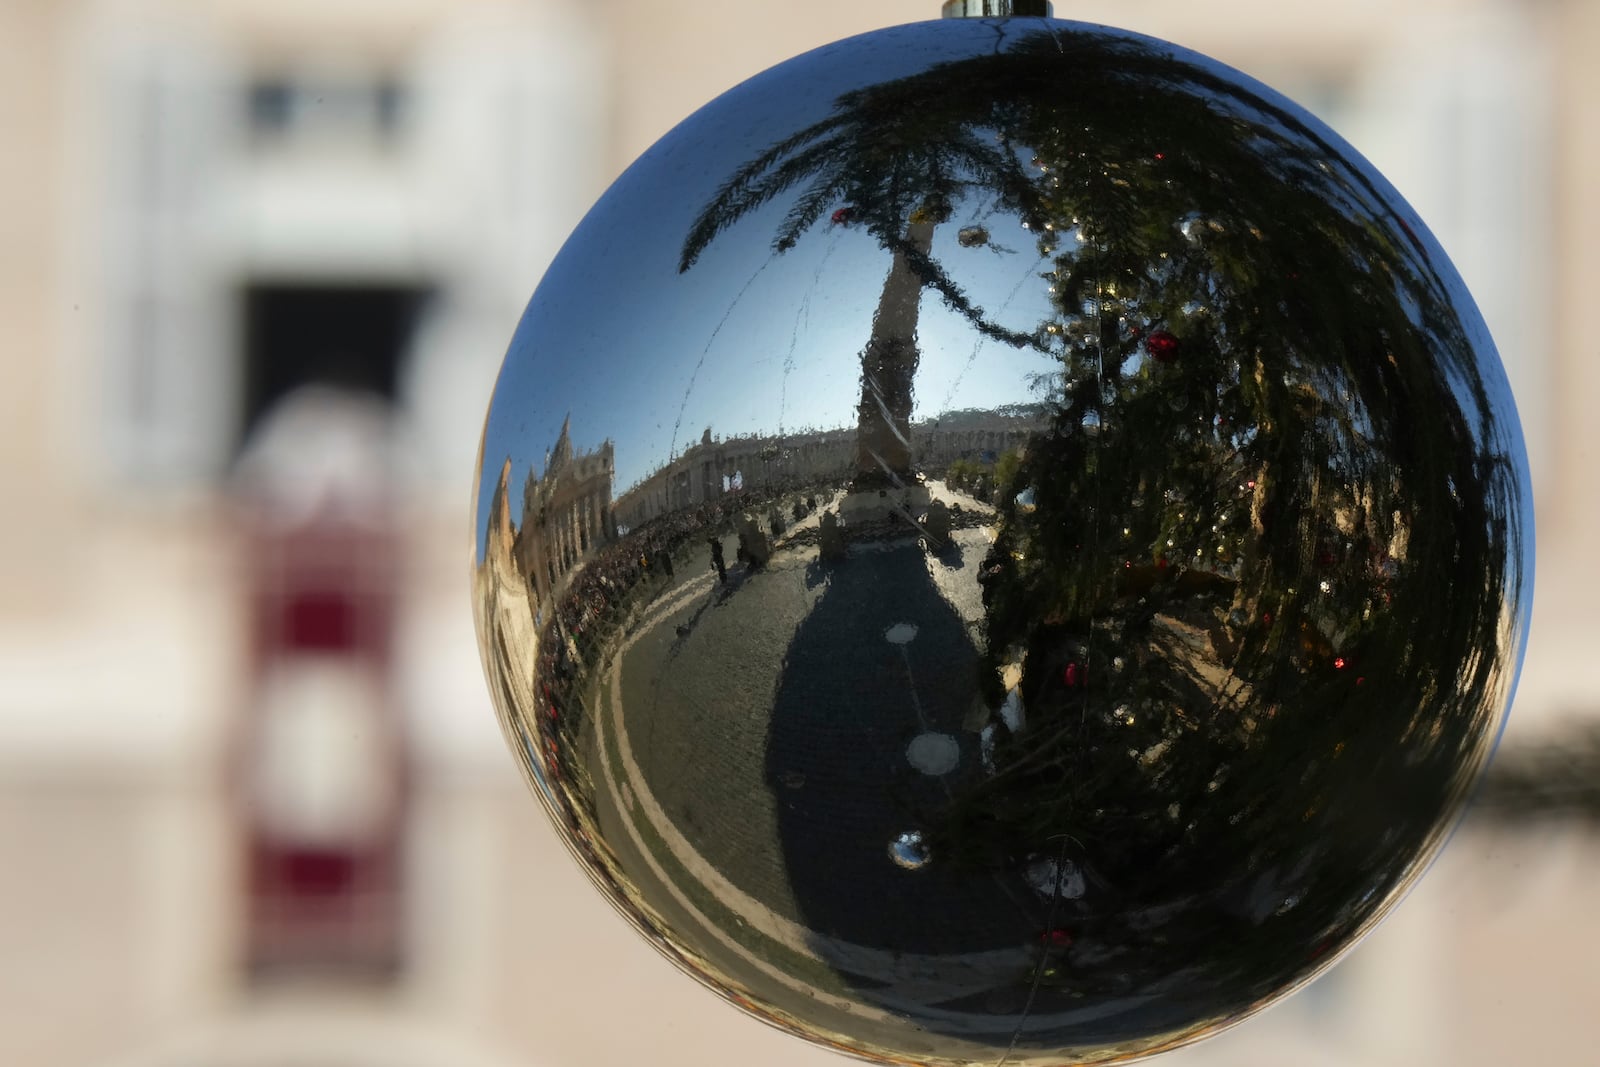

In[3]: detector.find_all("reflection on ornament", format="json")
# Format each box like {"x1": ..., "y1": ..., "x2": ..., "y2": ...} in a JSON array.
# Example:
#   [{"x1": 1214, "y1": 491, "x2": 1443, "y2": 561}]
[
  {"x1": 473, "y1": 8, "x2": 1533, "y2": 1066},
  {"x1": 890, "y1": 829, "x2": 934, "y2": 870},
  {"x1": 1145, "y1": 328, "x2": 1180, "y2": 363}
]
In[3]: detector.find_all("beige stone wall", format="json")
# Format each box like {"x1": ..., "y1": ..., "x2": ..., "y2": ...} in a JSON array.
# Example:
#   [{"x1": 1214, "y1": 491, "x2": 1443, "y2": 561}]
[{"x1": 1, "y1": 1, "x2": 1596, "y2": 1065}]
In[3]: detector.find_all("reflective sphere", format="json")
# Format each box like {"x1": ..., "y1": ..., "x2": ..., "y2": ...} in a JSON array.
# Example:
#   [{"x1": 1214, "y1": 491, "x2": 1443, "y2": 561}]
[{"x1": 473, "y1": 17, "x2": 1533, "y2": 1066}]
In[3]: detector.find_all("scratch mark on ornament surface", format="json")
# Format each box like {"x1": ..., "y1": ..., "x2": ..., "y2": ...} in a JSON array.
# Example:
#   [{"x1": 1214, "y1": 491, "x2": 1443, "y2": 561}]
[
  {"x1": 938, "y1": 254, "x2": 1045, "y2": 417},
  {"x1": 669, "y1": 260, "x2": 771, "y2": 458}
]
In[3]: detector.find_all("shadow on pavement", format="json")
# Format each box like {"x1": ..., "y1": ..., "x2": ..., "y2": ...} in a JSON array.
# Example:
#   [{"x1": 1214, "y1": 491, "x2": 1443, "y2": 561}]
[{"x1": 764, "y1": 541, "x2": 1049, "y2": 990}]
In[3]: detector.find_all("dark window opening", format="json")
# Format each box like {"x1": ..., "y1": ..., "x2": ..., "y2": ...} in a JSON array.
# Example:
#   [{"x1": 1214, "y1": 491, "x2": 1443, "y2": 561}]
[
  {"x1": 247, "y1": 79, "x2": 294, "y2": 135},
  {"x1": 238, "y1": 282, "x2": 431, "y2": 454},
  {"x1": 245, "y1": 75, "x2": 411, "y2": 144},
  {"x1": 375, "y1": 78, "x2": 408, "y2": 135}
]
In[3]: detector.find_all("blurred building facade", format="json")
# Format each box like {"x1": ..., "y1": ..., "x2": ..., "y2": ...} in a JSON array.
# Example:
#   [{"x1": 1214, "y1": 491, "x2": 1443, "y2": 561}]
[{"x1": 0, "y1": 1, "x2": 1597, "y2": 1065}]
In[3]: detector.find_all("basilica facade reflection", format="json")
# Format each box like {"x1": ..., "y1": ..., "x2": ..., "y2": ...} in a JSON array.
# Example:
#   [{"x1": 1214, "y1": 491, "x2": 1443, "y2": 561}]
[{"x1": 515, "y1": 417, "x2": 617, "y2": 605}]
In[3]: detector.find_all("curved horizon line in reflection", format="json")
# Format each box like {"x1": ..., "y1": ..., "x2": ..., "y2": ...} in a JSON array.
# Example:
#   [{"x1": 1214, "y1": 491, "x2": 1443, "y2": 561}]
[
  {"x1": 584, "y1": 535, "x2": 1243, "y2": 1060},
  {"x1": 472, "y1": 494, "x2": 1264, "y2": 1064}
]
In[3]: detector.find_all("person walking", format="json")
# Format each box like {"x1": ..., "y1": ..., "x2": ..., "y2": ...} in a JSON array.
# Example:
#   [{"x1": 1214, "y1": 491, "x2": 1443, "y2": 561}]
[{"x1": 708, "y1": 536, "x2": 727, "y2": 584}]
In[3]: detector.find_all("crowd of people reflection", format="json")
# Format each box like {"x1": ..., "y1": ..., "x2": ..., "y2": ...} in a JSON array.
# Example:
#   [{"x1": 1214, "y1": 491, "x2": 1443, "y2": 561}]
[{"x1": 528, "y1": 479, "x2": 833, "y2": 823}]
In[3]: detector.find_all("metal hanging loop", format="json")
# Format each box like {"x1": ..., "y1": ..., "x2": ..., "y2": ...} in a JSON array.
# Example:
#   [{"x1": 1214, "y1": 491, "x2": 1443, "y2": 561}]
[{"x1": 940, "y1": 0, "x2": 1053, "y2": 17}]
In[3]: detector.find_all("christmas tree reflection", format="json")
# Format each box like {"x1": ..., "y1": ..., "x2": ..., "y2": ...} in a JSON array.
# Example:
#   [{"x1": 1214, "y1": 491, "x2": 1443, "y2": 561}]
[{"x1": 675, "y1": 25, "x2": 1527, "y2": 1025}]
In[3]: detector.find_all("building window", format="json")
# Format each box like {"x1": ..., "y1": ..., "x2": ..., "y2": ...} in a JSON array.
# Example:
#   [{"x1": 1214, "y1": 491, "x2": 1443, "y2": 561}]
[
  {"x1": 245, "y1": 73, "x2": 411, "y2": 147},
  {"x1": 239, "y1": 282, "x2": 432, "y2": 453}
]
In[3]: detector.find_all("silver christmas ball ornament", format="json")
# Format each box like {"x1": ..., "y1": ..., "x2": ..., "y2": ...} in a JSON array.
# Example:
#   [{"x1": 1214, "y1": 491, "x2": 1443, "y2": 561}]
[{"x1": 474, "y1": 9, "x2": 1533, "y2": 1064}]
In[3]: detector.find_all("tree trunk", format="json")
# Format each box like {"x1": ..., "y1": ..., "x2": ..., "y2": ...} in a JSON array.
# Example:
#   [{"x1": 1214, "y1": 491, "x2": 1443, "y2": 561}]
[{"x1": 854, "y1": 218, "x2": 935, "y2": 484}]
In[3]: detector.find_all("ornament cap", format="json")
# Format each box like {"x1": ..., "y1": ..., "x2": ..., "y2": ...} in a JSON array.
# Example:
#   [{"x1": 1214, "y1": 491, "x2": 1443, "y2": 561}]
[{"x1": 940, "y1": 0, "x2": 1053, "y2": 17}]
